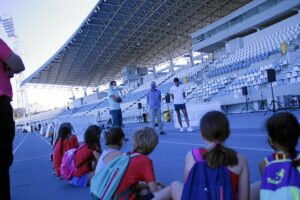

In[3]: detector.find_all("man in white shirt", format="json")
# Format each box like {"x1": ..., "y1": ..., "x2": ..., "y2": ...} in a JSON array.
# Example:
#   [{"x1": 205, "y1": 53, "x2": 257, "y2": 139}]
[{"x1": 169, "y1": 77, "x2": 193, "y2": 132}]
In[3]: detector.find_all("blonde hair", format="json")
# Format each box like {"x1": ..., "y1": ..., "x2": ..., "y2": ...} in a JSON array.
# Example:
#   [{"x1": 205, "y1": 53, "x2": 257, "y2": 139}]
[{"x1": 133, "y1": 127, "x2": 159, "y2": 155}]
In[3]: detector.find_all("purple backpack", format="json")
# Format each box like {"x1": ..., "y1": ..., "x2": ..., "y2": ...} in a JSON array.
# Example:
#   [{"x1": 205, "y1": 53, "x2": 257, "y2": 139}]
[
  {"x1": 260, "y1": 152, "x2": 300, "y2": 200},
  {"x1": 181, "y1": 148, "x2": 233, "y2": 200},
  {"x1": 60, "y1": 144, "x2": 86, "y2": 180}
]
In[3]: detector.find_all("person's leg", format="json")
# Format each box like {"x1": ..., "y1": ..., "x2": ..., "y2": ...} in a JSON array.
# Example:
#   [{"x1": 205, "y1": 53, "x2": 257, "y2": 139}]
[
  {"x1": 118, "y1": 109, "x2": 123, "y2": 128},
  {"x1": 182, "y1": 108, "x2": 190, "y2": 127},
  {"x1": 156, "y1": 108, "x2": 163, "y2": 132},
  {"x1": 250, "y1": 181, "x2": 261, "y2": 200},
  {"x1": 110, "y1": 110, "x2": 118, "y2": 127},
  {"x1": 153, "y1": 181, "x2": 183, "y2": 200},
  {"x1": 176, "y1": 110, "x2": 183, "y2": 128},
  {"x1": 0, "y1": 96, "x2": 15, "y2": 200},
  {"x1": 149, "y1": 108, "x2": 155, "y2": 129},
  {"x1": 87, "y1": 171, "x2": 95, "y2": 186}
]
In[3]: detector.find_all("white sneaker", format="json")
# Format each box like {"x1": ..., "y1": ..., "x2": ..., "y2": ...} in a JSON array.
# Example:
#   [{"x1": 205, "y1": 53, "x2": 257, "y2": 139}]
[
  {"x1": 187, "y1": 127, "x2": 194, "y2": 132},
  {"x1": 179, "y1": 127, "x2": 184, "y2": 132}
]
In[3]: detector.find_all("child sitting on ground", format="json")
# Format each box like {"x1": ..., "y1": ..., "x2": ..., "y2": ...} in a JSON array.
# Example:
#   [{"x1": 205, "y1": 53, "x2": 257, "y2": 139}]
[
  {"x1": 114, "y1": 127, "x2": 165, "y2": 200},
  {"x1": 53, "y1": 122, "x2": 79, "y2": 176},
  {"x1": 252, "y1": 112, "x2": 300, "y2": 200},
  {"x1": 71, "y1": 125, "x2": 101, "y2": 187},
  {"x1": 95, "y1": 127, "x2": 125, "y2": 173},
  {"x1": 153, "y1": 111, "x2": 250, "y2": 200}
]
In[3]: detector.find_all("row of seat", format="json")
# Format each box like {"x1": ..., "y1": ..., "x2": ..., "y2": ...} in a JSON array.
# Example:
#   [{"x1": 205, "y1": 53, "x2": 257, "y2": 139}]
[{"x1": 208, "y1": 24, "x2": 300, "y2": 77}]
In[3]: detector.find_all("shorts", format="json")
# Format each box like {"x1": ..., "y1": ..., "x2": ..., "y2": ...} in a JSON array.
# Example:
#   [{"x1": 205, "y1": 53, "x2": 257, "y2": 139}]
[
  {"x1": 71, "y1": 173, "x2": 89, "y2": 187},
  {"x1": 174, "y1": 104, "x2": 186, "y2": 112}
]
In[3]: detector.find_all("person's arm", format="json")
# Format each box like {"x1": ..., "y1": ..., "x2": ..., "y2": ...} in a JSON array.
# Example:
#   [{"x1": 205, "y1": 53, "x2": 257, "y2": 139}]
[
  {"x1": 182, "y1": 85, "x2": 187, "y2": 99},
  {"x1": 71, "y1": 135, "x2": 79, "y2": 148},
  {"x1": 170, "y1": 88, "x2": 174, "y2": 100},
  {"x1": 159, "y1": 91, "x2": 161, "y2": 101},
  {"x1": 110, "y1": 95, "x2": 121, "y2": 103},
  {"x1": 93, "y1": 150, "x2": 100, "y2": 160},
  {"x1": 140, "y1": 158, "x2": 158, "y2": 193},
  {"x1": 184, "y1": 151, "x2": 195, "y2": 181},
  {"x1": 238, "y1": 154, "x2": 250, "y2": 200},
  {"x1": 148, "y1": 181, "x2": 159, "y2": 193},
  {"x1": 4, "y1": 52, "x2": 25, "y2": 74},
  {"x1": 259, "y1": 159, "x2": 267, "y2": 177},
  {"x1": 146, "y1": 92, "x2": 149, "y2": 105}
]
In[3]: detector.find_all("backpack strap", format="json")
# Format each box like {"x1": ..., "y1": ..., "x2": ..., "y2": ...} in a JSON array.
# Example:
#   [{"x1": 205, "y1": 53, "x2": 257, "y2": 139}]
[
  {"x1": 264, "y1": 152, "x2": 296, "y2": 166},
  {"x1": 113, "y1": 186, "x2": 132, "y2": 200},
  {"x1": 192, "y1": 148, "x2": 205, "y2": 162},
  {"x1": 113, "y1": 153, "x2": 141, "y2": 200},
  {"x1": 75, "y1": 144, "x2": 93, "y2": 169}
]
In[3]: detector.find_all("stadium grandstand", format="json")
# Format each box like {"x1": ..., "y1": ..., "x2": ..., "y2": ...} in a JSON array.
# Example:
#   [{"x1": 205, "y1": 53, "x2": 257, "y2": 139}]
[
  {"x1": 19, "y1": 0, "x2": 300, "y2": 132},
  {"x1": 10, "y1": 0, "x2": 300, "y2": 199}
]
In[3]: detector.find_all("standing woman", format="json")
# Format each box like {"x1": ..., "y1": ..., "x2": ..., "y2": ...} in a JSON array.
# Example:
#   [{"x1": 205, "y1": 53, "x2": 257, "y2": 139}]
[{"x1": 0, "y1": 38, "x2": 25, "y2": 200}]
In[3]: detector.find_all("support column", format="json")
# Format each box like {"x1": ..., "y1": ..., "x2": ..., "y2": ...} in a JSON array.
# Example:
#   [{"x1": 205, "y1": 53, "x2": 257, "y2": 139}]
[
  {"x1": 189, "y1": 50, "x2": 194, "y2": 67},
  {"x1": 169, "y1": 58, "x2": 174, "y2": 73},
  {"x1": 152, "y1": 66, "x2": 156, "y2": 79}
]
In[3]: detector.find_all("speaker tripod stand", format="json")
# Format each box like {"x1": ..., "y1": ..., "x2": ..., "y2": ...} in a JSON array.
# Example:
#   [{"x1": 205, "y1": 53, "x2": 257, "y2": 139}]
[
  {"x1": 240, "y1": 95, "x2": 255, "y2": 113},
  {"x1": 258, "y1": 88, "x2": 267, "y2": 111},
  {"x1": 264, "y1": 82, "x2": 284, "y2": 115}
]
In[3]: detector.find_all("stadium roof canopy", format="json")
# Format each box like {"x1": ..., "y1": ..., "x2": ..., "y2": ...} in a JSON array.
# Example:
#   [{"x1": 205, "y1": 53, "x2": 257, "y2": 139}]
[{"x1": 22, "y1": 0, "x2": 249, "y2": 87}]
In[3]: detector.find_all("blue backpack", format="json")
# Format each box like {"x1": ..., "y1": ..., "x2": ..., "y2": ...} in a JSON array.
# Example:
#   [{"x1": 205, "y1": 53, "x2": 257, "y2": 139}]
[
  {"x1": 181, "y1": 148, "x2": 234, "y2": 200},
  {"x1": 90, "y1": 152, "x2": 140, "y2": 200},
  {"x1": 260, "y1": 152, "x2": 300, "y2": 200}
]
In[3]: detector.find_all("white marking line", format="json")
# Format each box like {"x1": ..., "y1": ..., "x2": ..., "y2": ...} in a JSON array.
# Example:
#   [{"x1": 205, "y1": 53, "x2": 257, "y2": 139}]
[
  {"x1": 14, "y1": 154, "x2": 49, "y2": 163},
  {"x1": 36, "y1": 133, "x2": 52, "y2": 147},
  {"x1": 231, "y1": 134, "x2": 265, "y2": 137},
  {"x1": 13, "y1": 134, "x2": 29, "y2": 154},
  {"x1": 159, "y1": 140, "x2": 273, "y2": 152}
]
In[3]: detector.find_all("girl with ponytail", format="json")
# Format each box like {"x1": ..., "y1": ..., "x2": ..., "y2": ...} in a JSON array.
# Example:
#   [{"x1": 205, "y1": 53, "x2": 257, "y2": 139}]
[{"x1": 152, "y1": 111, "x2": 250, "y2": 200}]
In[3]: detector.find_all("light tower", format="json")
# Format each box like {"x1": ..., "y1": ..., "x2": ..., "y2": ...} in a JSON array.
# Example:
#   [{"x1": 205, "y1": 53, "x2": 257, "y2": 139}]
[{"x1": 0, "y1": 15, "x2": 29, "y2": 119}]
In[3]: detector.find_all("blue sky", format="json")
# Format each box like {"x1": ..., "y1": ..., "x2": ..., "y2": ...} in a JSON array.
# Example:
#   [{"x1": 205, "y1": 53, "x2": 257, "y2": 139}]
[{"x1": 0, "y1": 0, "x2": 98, "y2": 109}]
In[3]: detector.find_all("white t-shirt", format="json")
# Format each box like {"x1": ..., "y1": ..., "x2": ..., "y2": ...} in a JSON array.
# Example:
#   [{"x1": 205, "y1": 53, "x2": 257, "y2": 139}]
[{"x1": 170, "y1": 84, "x2": 186, "y2": 105}]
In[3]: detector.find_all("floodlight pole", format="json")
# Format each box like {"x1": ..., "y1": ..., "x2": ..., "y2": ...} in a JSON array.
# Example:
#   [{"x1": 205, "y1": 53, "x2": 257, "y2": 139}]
[{"x1": 1, "y1": 15, "x2": 30, "y2": 125}]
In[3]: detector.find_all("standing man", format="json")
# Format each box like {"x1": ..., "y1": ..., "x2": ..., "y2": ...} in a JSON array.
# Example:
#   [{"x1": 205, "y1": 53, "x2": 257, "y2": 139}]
[
  {"x1": 0, "y1": 38, "x2": 25, "y2": 200},
  {"x1": 169, "y1": 77, "x2": 193, "y2": 132},
  {"x1": 108, "y1": 80, "x2": 122, "y2": 128},
  {"x1": 147, "y1": 81, "x2": 166, "y2": 135}
]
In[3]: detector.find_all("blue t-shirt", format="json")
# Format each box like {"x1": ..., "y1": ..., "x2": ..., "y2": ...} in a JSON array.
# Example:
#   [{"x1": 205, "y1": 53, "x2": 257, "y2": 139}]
[
  {"x1": 147, "y1": 89, "x2": 161, "y2": 109},
  {"x1": 108, "y1": 88, "x2": 121, "y2": 110}
]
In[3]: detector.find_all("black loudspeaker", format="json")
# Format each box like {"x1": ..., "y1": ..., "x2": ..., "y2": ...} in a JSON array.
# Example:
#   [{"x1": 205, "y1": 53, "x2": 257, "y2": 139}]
[
  {"x1": 165, "y1": 93, "x2": 170, "y2": 103},
  {"x1": 242, "y1": 86, "x2": 248, "y2": 96},
  {"x1": 267, "y1": 69, "x2": 276, "y2": 83},
  {"x1": 138, "y1": 102, "x2": 142, "y2": 109}
]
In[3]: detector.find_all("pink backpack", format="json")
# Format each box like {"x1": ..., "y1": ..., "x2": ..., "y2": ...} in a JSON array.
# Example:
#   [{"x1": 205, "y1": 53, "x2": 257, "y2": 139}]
[{"x1": 60, "y1": 144, "x2": 86, "y2": 180}]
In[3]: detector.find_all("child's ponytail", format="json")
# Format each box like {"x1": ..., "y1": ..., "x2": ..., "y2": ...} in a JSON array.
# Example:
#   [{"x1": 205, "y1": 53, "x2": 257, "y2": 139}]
[
  {"x1": 200, "y1": 111, "x2": 238, "y2": 168},
  {"x1": 203, "y1": 143, "x2": 238, "y2": 168}
]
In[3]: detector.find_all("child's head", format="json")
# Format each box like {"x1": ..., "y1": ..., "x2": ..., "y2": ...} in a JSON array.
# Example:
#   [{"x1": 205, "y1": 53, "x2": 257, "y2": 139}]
[
  {"x1": 58, "y1": 122, "x2": 72, "y2": 141},
  {"x1": 132, "y1": 127, "x2": 158, "y2": 155},
  {"x1": 200, "y1": 111, "x2": 238, "y2": 168},
  {"x1": 266, "y1": 112, "x2": 300, "y2": 165},
  {"x1": 84, "y1": 125, "x2": 102, "y2": 152},
  {"x1": 200, "y1": 111, "x2": 230, "y2": 143},
  {"x1": 105, "y1": 127, "x2": 125, "y2": 148}
]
